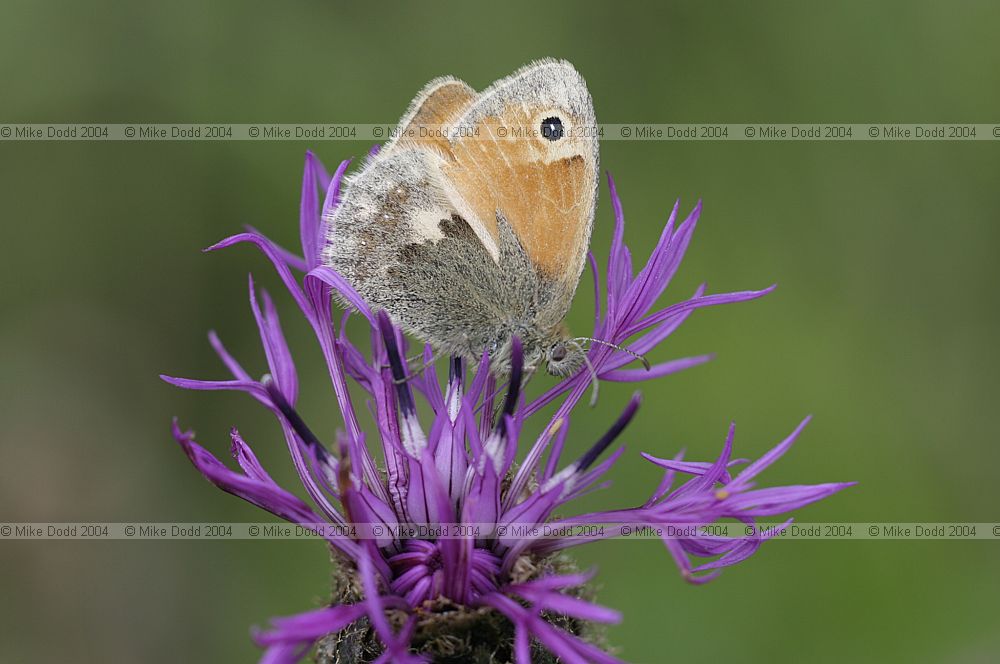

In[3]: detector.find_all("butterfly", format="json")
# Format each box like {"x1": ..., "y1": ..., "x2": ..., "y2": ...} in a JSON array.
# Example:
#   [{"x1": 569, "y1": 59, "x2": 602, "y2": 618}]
[{"x1": 323, "y1": 59, "x2": 608, "y2": 379}]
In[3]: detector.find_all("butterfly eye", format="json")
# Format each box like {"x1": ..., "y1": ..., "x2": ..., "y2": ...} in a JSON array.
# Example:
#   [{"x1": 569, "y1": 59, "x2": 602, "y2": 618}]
[
  {"x1": 549, "y1": 343, "x2": 568, "y2": 362},
  {"x1": 541, "y1": 116, "x2": 564, "y2": 141}
]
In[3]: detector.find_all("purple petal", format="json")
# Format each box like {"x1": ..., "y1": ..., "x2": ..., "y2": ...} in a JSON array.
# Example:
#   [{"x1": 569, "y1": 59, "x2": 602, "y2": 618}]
[
  {"x1": 243, "y1": 225, "x2": 308, "y2": 273},
  {"x1": 605, "y1": 172, "x2": 629, "y2": 315},
  {"x1": 249, "y1": 277, "x2": 299, "y2": 405},
  {"x1": 357, "y1": 551, "x2": 419, "y2": 660},
  {"x1": 508, "y1": 571, "x2": 596, "y2": 592},
  {"x1": 587, "y1": 252, "x2": 603, "y2": 335},
  {"x1": 627, "y1": 283, "x2": 708, "y2": 355},
  {"x1": 640, "y1": 453, "x2": 739, "y2": 484},
  {"x1": 621, "y1": 201, "x2": 700, "y2": 323},
  {"x1": 601, "y1": 354, "x2": 713, "y2": 382},
  {"x1": 305, "y1": 266, "x2": 375, "y2": 325},
  {"x1": 614, "y1": 199, "x2": 681, "y2": 323},
  {"x1": 317, "y1": 159, "x2": 352, "y2": 254},
  {"x1": 206, "y1": 232, "x2": 312, "y2": 321},
  {"x1": 171, "y1": 420, "x2": 357, "y2": 558},
  {"x1": 513, "y1": 587, "x2": 622, "y2": 624},
  {"x1": 208, "y1": 330, "x2": 253, "y2": 381},
  {"x1": 254, "y1": 602, "x2": 367, "y2": 646},
  {"x1": 160, "y1": 375, "x2": 271, "y2": 406},
  {"x1": 622, "y1": 286, "x2": 777, "y2": 339},
  {"x1": 230, "y1": 428, "x2": 273, "y2": 482},
  {"x1": 729, "y1": 416, "x2": 810, "y2": 489},
  {"x1": 299, "y1": 151, "x2": 322, "y2": 269},
  {"x1": 514, "y1": 624, "x2": 531, "y2": 664},
  {"x1": 566, "y1": 446, "x2": 626, "y2": 501},
  {"x1": 724, "y1": 482, "x2": 857, "y2": 515},
  {"x1": 326, "y1": 158, "x2": 351, "y2": 208}
]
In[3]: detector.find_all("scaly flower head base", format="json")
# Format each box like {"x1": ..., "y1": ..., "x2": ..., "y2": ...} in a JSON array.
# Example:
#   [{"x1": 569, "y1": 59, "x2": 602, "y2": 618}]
[{"x1": 162, "y1": 151, "x2": 854, "y2": 663}]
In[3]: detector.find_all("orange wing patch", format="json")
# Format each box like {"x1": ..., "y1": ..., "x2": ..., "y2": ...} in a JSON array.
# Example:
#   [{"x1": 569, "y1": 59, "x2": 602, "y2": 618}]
[{"x1": 441, "y1": 106, "x2": 596, "y2": 283}]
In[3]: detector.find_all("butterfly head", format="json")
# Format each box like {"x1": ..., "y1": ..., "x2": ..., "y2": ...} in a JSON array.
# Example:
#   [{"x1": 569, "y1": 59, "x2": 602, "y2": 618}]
[
  {"x1": 489, "y1": 327, "x2": 585, "y2": 379},
  {"x1": 544, "y1": 338, "x2": 587, "y2": 377}
]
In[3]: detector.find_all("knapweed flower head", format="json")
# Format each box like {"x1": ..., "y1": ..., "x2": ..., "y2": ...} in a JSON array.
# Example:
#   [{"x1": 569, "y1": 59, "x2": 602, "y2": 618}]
[{"x1": 163, "y1": 152, "x2": 854, "y2": 663}]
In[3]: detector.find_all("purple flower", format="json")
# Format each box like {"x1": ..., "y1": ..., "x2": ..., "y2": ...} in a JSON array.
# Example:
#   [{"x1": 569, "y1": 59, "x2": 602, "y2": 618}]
[{"x1": 163, "y1": 152, "x2": 854, "y2": 663}]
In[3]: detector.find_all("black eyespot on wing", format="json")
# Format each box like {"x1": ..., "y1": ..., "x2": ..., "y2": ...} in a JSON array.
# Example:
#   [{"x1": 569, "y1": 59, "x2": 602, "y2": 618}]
[{"x1": 541, "y1": 116, "x2": 564, "y2": 141}]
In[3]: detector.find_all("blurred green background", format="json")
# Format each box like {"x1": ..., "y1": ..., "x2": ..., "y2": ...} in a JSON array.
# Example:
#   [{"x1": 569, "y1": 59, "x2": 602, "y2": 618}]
[{"x1": 2, "y1": 1, "x2": 998, "y2": 662}]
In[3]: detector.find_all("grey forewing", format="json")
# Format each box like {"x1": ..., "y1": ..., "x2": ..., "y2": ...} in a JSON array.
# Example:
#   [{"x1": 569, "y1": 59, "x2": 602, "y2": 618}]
[{"x1": 323, "y1": 149, "x2": 564, "y2": 364}]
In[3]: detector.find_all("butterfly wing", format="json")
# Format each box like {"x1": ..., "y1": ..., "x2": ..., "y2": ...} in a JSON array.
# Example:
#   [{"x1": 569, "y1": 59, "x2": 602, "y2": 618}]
[
  {"x1": 322, "y1": 147, "x2": 537, "y2": 361},
  {"x1": 323, "y1": 60, "x2": 598, "y2": 366},
  {"x1": 381, "y1": 76, "x2": 476, "y2": 156},
  {"x1": 439, "y1": 58, "x2": 599, "y2": 316}
]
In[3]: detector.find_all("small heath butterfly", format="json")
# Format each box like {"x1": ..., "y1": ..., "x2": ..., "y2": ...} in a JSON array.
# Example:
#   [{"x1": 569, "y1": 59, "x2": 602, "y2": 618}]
[{"x1": 324, "y1": 59, "x2": 600, "y2": 378}]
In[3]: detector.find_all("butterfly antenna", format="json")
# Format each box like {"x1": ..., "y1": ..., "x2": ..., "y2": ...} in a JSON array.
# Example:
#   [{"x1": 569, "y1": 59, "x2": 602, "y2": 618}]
[
  {"x1": 573, "y1": 337, "x2": 651, "y2": 371},
  {"x1": 579, "y1": 349, "x2": 601, "y2": 407}
]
